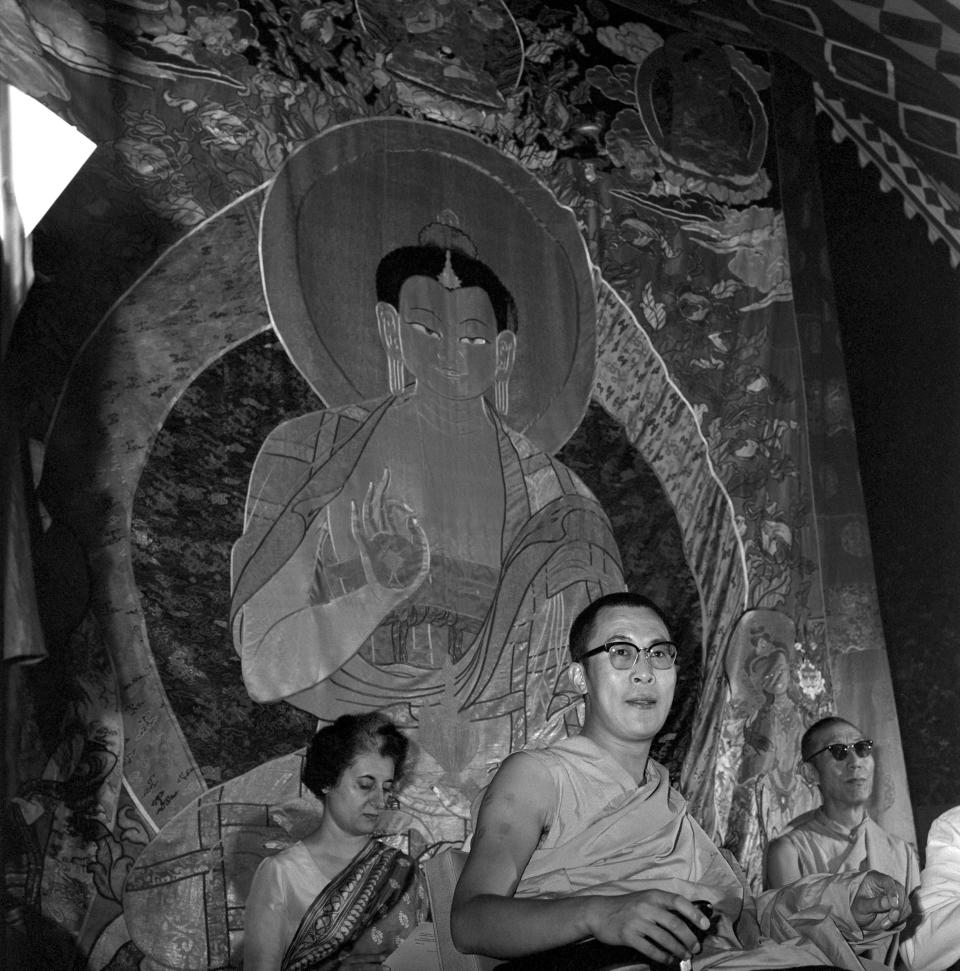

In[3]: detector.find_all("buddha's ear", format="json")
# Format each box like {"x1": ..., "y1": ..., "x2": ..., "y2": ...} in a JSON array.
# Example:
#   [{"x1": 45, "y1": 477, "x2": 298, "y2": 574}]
[
  {"x1": 376, "y1": 302, "x2": 401, "y2": 359},
  {"x1": 495, "y1": 329, "x2": 516, "y2": 379},
  {"x1": 568, "y1": 660, "x2": 588, "y2": 695}
]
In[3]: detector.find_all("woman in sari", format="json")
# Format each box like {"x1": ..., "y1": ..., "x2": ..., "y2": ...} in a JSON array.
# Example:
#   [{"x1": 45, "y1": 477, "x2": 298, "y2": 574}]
[{"x1": 243, "y1": 713, "x2": 429, "y2": 970}]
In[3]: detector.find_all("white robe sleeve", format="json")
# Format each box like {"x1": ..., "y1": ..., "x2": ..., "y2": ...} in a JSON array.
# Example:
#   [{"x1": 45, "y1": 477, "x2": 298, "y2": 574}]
[{"x1": 899, "y1": 806, "x2": 960, "y2": 971}]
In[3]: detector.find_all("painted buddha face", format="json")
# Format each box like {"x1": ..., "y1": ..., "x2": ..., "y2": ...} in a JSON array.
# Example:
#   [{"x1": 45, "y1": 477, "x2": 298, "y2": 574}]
[
  {"x1": 754, "y1": 649, "x2": 790, "y2": 698},
  {"x1": 396, "y1": 275, "x2": 503, "y2": 400}
]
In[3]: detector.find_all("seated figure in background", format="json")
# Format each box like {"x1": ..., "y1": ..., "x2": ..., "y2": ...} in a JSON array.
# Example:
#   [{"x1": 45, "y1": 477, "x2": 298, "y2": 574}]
[
  {"x1": 451, "y1": 592, "x2": 910, "y2": 970},
  {"x1": 765, "y1": 716, "x2": 919, "y2": 967},
  {"x1": 243, "y1": 713, "x2": 428, "y2": 970},
  {"x1": 899, "y1": 804, "x2": 960, "y2": 971}
]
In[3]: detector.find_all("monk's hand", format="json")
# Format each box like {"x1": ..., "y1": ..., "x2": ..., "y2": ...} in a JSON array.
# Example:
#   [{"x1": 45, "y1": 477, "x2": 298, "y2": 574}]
[
  {"x1": 589, "y1": 891, "x2": 712, "y2": 965},
  {"x1": 851, "y1": 871, "x2": 910, "y2": 932}
]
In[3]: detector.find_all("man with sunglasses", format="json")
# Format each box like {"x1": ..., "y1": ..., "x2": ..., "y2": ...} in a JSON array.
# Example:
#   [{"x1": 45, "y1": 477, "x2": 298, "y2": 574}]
[
  {"x1": 764, "y1": 716, "x2": 919, "y2": 966},
  {"x1": 451, "y1": 592, "x2": 910, "y2": 969}
]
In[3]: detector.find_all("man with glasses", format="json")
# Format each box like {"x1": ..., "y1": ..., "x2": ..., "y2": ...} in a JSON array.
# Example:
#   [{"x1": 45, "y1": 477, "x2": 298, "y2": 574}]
[
  {"x1": 451, "y1": 592, "x2": 909, "y2": 969},
  {"x1": 765, "y1": 716, "x2": 919, "y2": 966}
]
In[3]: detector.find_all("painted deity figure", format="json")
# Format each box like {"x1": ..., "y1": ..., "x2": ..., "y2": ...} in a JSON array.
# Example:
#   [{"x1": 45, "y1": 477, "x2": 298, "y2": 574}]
[
  {"x1": 666, "y1": 37, "x2": 747, "y2": 170},
  {"x1": 741, "y1": 648, "x2": 803, "y2": 785},
  {"x1": 230, "y1": 211, "x2": 624, "y2": 835},
  {"x1": 724, "y1": 610, "x2": 820, "y2": 889},
  {"x1": 739, "y1": 646, "x2": 816, "y2": 843}
]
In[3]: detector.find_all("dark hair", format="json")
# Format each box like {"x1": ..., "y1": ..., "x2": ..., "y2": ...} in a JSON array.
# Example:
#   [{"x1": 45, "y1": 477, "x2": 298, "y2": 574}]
[
  {"x1": 375, "y1": 245, "x2": 518, "y2": 334},
  {"x1": 302, "y1": 712, "x2": 409, "y2": 799},
  {"x1": 800, "y1": 715, "x2": 859, "y2": 762},
  {"x1": 568, "y1": 591, "x2": 672, "y2": 662}
]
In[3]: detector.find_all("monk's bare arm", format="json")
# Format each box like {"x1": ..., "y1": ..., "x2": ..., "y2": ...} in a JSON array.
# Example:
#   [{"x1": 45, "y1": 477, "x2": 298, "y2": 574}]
[
  {"x1": 765, "y1": 836, "x2": 802, "y2": 889},
  {"x1": 451, "y1": 752, "x2": 599, "y2": 957},
  {"x1": 450, "y1": 752, "x2": 710, "y2": 962}
]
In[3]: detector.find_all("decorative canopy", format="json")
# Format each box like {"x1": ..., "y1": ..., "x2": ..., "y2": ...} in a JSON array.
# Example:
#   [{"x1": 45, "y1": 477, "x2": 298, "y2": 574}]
[
  {"x1": 3, "y1": 1, "x2": 957, "y2": 261},
  {"x1": 615, "y1": 0, "x2": 960, "y2": 265}
]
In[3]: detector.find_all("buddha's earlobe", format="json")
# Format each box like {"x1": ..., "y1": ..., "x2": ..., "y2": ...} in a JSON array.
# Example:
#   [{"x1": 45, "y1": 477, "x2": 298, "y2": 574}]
[
  {"x1": 495, "y1": 376, "x2": 509, "y2": 415},
  {"x1": 495, "y1": 330, "x2": 516, "y2": 415},
  {"x1": 376, "y1": 302, "x2": 406, "y2": 394}
]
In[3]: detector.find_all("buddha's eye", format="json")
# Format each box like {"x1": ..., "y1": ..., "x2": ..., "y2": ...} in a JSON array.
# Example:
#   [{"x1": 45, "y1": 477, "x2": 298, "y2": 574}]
[{"x1": 407, "y1": 320, "x2": 440, "y2": 338}]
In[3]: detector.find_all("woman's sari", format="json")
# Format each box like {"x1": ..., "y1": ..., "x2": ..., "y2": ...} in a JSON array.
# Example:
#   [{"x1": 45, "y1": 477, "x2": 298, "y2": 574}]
[{"x1": 280, "y1": 840, "x2": 428, "y2": 971}]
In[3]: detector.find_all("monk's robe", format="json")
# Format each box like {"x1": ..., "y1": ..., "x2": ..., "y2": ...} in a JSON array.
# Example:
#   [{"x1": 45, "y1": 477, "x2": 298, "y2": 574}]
[
  {"x1": 769, "y1": 808, "x2": 919, "y2": 966},
  {"x1": 512, "y1": 736, "x2": 902, "y2": 971}
]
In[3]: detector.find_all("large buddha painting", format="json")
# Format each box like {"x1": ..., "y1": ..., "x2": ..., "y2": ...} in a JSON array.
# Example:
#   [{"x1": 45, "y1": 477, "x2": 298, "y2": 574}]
[{"x1": 230, "y1": 119, "x2": 626, "y2": 842}]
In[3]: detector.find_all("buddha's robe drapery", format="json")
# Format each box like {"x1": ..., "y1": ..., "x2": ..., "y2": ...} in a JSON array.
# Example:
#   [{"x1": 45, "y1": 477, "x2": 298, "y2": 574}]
[{"x1": 231, "y1": 395, "x2": 625, "y2": 778}]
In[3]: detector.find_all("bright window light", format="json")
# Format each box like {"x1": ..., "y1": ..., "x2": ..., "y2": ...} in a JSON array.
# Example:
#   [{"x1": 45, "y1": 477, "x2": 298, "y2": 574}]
[{"x1": 2, "y1": 85, "x2": 95, "y2": 241}]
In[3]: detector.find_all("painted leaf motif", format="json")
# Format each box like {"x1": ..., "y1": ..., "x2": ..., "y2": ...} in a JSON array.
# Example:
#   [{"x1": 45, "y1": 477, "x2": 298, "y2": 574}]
[
  {"x1": 641, "y1": 282, "x2": 667, "y2": 330},
  {"x1": 761, "y1": 519, "x2": 792, "y2": 554},
  {"x1": 711, "y1": 278, "x2": 741, "y2": 299},
  {"x1": 525, "y1": 40, "x2": 562, "y2": 63},
  {"x1": 516, "y1": 141, "x2": 558, "y2": 170}
]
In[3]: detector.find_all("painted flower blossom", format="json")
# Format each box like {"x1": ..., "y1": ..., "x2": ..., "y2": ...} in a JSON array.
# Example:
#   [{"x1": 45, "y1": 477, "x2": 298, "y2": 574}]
[
  {"x1": 677, "y1": 291, "x2": 712, "y2": 322},
  {"x1": 761, "y1": 519, "x2": 792, "y2": 556},
  {"x1": 596, "y1": 21, "x2": 662, "y2": 64},
  {"x1": 797, "y1": 659, "x2": 826, "y2": 699}
]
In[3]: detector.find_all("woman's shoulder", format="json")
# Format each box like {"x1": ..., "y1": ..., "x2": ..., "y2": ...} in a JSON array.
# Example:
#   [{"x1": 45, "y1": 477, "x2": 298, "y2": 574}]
[{"x1": 253, "y1": 840, "x2": 315, "y2": 878}]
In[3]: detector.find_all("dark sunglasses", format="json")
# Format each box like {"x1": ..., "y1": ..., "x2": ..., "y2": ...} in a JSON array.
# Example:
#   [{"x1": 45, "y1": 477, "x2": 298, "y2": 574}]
[{"x1": 804, "y1": 738, "x2": 873, "y2": 762}]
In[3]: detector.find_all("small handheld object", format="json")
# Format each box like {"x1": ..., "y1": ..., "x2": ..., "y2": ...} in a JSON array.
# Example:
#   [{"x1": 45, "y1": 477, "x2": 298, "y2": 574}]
[{"x1": 677, "y1": 900, "x2": 716, "y2": 971}]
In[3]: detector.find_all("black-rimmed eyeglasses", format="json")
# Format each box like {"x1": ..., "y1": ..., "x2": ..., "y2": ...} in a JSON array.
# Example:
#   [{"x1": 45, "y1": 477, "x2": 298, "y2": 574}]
[
  {"x1": 578, "y1": 638, "x2": 678, "y2": 670},
  {"x1": 804, "y1": 739, "x2": 873, "y2": 763}
]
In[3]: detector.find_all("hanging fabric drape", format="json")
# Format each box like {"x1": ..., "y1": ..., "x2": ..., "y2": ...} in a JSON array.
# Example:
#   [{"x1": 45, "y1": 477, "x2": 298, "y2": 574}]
[{"x1": 0, "y1": 3, "x2": 916, "y2": 967}]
